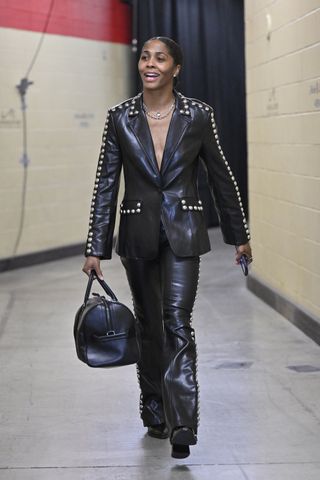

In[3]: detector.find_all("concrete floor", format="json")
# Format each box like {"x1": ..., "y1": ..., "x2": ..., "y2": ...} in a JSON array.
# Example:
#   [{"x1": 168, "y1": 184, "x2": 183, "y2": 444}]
[{"x1": 1, "y1": 228, "x2": 320, "y2": 480}]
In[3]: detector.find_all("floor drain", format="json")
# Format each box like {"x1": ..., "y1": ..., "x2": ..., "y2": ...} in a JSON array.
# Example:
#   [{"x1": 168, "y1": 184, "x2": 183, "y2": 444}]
[{"x1": 287, "y1": 365, "x2": 320, "y2": 373}]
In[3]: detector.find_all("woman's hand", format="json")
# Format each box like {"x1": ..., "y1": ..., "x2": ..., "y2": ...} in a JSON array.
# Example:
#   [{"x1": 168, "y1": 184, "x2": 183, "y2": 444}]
[
  {"x1": 82, "y1": 256, "x2": 104, "y2": 279},
  {"x1": 235, "y1": 242, "x2": 253, "y2": 265}
]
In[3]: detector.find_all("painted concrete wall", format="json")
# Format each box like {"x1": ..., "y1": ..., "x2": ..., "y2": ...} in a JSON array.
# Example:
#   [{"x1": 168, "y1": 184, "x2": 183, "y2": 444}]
[
  {"x1": 0, "y1": 0, "x2": 131, "y2": 259},
  {"x1": 245, "y1": 0, "x2": 320, "y2": 317}
]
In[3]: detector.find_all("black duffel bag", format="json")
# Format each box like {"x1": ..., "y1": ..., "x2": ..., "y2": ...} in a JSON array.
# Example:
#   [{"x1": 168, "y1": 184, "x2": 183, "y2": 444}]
[{"x1": 74, "y1": 271, "x2": 140, "y2": 368}]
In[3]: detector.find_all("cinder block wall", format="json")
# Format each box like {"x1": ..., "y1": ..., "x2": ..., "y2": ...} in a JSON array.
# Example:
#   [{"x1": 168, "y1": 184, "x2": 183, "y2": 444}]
[
  {"x1": 245, "y1": 0, "x2": 320, "y2": 318},
  {"x1": 0, "y1": 0, "x2": 131, "y2": 260}
]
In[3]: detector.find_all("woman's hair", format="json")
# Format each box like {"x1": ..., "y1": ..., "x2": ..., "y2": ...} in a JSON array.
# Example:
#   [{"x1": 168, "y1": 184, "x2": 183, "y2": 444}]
[{"x1": 143, "y1": 36, "x2": 183, "y2": 86}]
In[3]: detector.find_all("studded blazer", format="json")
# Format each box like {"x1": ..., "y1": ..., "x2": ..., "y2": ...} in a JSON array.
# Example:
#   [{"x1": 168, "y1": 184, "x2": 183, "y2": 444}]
[{"x1": 85, "y1": 90, "x2": 250, "y2": 260}]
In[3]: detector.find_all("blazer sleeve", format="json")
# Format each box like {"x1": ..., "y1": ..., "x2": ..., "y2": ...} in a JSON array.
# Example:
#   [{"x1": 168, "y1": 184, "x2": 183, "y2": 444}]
[
  {"x1": 85, "y1": 110, "x2": 122, "y2": 259},
  {"x1": 200, "y1": 108, "x2": 251, "y2": 246}
]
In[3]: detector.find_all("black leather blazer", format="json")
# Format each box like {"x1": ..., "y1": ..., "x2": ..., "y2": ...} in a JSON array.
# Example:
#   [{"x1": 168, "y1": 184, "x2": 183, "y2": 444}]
[{"x1": 85, "y1": 91, "x2": 250, "y2": 260}]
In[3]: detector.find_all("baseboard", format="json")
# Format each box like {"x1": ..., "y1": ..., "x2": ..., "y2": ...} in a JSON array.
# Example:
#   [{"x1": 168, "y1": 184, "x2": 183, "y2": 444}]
[
  {"x1": 247, "y1": 274, "x2": 320, "y2": 346},
  {"x1": 0, "y1": 243, "x2": 84, "y2": 272}
]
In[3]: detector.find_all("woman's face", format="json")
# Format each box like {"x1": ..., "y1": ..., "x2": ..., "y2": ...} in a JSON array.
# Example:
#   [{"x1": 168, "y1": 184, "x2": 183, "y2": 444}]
[{"x1": 138, "y1": 40, "x2": 180, "y2": 91}]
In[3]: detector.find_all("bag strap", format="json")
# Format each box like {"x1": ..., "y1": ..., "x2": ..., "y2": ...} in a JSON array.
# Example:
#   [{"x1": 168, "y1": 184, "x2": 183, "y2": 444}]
[{"x1": 84, "y1": 271, "x2": 118, "y2": 304}]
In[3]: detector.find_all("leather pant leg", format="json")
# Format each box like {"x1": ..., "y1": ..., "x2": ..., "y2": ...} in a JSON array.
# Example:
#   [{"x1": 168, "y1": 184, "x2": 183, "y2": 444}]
[
  {"x1": 121, "y1": 224, "x2": 200, "y2": 435},
  {"x1": 121, "y1": 254, "x2": 165, "y2": 427},
  {"x1": 160, "y1": 245, "x2": 200, "y2": 436}
]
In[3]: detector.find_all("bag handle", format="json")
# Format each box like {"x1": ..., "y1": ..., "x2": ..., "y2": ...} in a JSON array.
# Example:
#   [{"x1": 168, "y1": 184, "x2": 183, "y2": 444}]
[{"x1": 84, "y1": 270, "x2": 118, "y2": 304}]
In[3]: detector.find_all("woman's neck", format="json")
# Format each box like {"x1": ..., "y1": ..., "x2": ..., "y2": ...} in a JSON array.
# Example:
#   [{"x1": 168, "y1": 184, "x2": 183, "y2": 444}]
[{"x1": 143, "y1": 88, "x2": 175, "y2": 111}]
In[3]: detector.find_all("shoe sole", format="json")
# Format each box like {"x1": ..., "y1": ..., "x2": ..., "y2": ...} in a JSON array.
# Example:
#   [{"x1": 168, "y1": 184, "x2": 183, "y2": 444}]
[{"x1": 171, "y1": 427, "x2": 197, "y2": 446}]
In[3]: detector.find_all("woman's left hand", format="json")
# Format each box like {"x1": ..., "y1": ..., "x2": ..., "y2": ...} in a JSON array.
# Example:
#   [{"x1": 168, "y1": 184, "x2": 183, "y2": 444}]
[{"x1": 235, "y1": 242, "x2": 253, "y2": 264}]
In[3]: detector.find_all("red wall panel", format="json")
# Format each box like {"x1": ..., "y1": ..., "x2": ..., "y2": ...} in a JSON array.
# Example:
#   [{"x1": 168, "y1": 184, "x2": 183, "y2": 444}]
[{"x1": 0, "y1": 0, "x2": 131, "y2": 44}]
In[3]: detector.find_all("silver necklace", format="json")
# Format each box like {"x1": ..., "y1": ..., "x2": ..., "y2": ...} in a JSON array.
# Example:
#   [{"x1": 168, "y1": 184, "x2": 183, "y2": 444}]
[{"x1": 143, "y1": 100, "x2": 175, "y2": 120}]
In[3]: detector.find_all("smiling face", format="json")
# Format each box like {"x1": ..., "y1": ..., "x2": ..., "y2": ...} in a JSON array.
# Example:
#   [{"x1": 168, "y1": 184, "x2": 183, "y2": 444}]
[{"x1": 138, "y1": 39, "x2": 181, "y2": 91}]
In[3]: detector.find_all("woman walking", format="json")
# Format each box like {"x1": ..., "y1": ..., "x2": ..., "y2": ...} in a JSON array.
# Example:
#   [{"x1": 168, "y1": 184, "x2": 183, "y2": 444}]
[{"x1": 83, "y1": 36, "x2": 252, "y2": 459}]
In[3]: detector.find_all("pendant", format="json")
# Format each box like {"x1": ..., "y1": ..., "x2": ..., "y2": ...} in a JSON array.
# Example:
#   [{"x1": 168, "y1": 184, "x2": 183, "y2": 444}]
[{"x1": 156, "y1": 112, "x2": 161, "y2": 119}]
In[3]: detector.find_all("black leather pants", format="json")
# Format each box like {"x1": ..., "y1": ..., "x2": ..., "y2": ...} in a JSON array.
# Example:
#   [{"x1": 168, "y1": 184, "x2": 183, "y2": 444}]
[{"x1": 121, "y1": 222, "x2": 200, "y2": 438}]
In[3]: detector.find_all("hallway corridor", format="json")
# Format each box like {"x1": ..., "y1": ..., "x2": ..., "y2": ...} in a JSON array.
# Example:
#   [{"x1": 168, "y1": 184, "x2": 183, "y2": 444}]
[{"x1": 1, "y1": 229, "x2": 319, "y2": 480}]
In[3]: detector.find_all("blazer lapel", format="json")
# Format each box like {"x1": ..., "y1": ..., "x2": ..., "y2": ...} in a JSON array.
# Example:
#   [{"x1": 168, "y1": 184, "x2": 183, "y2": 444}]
[
  {"x1": 160, "y1": 92, "x2": 192, "y2": 176},
  {"x1": 128, "y1": 97, "x2": 160, "y2": 178},
  {"x1": 127, "y1": 91, "x2": 192, "y2": 179}
]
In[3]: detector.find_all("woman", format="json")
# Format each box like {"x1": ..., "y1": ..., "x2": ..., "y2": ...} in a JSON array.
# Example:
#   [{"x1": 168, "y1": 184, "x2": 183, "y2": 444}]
[{"x1": 83, "y1": 36, "x2": 252, "y2": 459}]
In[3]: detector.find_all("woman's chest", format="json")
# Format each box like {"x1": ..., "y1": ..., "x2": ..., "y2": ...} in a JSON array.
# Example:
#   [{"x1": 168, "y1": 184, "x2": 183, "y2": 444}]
[{"x1": 147, "y1": 116, "x2": 172, "y2": 170}]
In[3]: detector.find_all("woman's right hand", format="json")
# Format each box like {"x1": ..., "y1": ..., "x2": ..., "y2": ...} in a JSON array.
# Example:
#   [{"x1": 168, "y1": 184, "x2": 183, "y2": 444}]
[{"x1": 82, "y1": 256, "x2": 104, "y2": 280}]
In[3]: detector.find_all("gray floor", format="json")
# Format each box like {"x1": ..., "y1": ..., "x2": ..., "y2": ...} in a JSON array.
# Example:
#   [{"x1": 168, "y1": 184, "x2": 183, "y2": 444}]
[{"x1": 1, "y1": 228, "x2": 320, "y2": 480}]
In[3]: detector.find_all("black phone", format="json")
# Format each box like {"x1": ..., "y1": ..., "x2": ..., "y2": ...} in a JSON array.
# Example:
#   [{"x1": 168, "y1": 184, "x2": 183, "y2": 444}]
[{"x1": 239, "y1": 254, "x2": 249, "y2": 276}]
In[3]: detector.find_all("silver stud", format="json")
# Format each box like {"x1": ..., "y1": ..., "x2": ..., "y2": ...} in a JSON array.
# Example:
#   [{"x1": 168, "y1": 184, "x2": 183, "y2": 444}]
[
  {"x1": 198, "y1": 200, "x2": 202, "y2": 204},
  {"x1": 131, "y1": 209, "x2": 135, "y2": 213},
  {"x1": 194, "y1": 205, "x2": 198, "y2": 210},
  {"x1": 181, "y1": 199, "x2": 186, "y2": 204},
  {"x1": 136, "y1": 208, "x2": 141, "y2": 213},
  {"x1": 205, "y1": 107, "x2": 210, "y2": 111},
  {"x1": 182, "y1": 205, "x2": 188, "y2": 210},
  {"x1": 137, "y1": 202, "x2": 141, "y2": 207},
  {"x1": 188, "y1": 205, "x2": 193, "y2": 210},
  {"x1": 180, "y1": 109, "x2": 184, "y2": 114}
]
